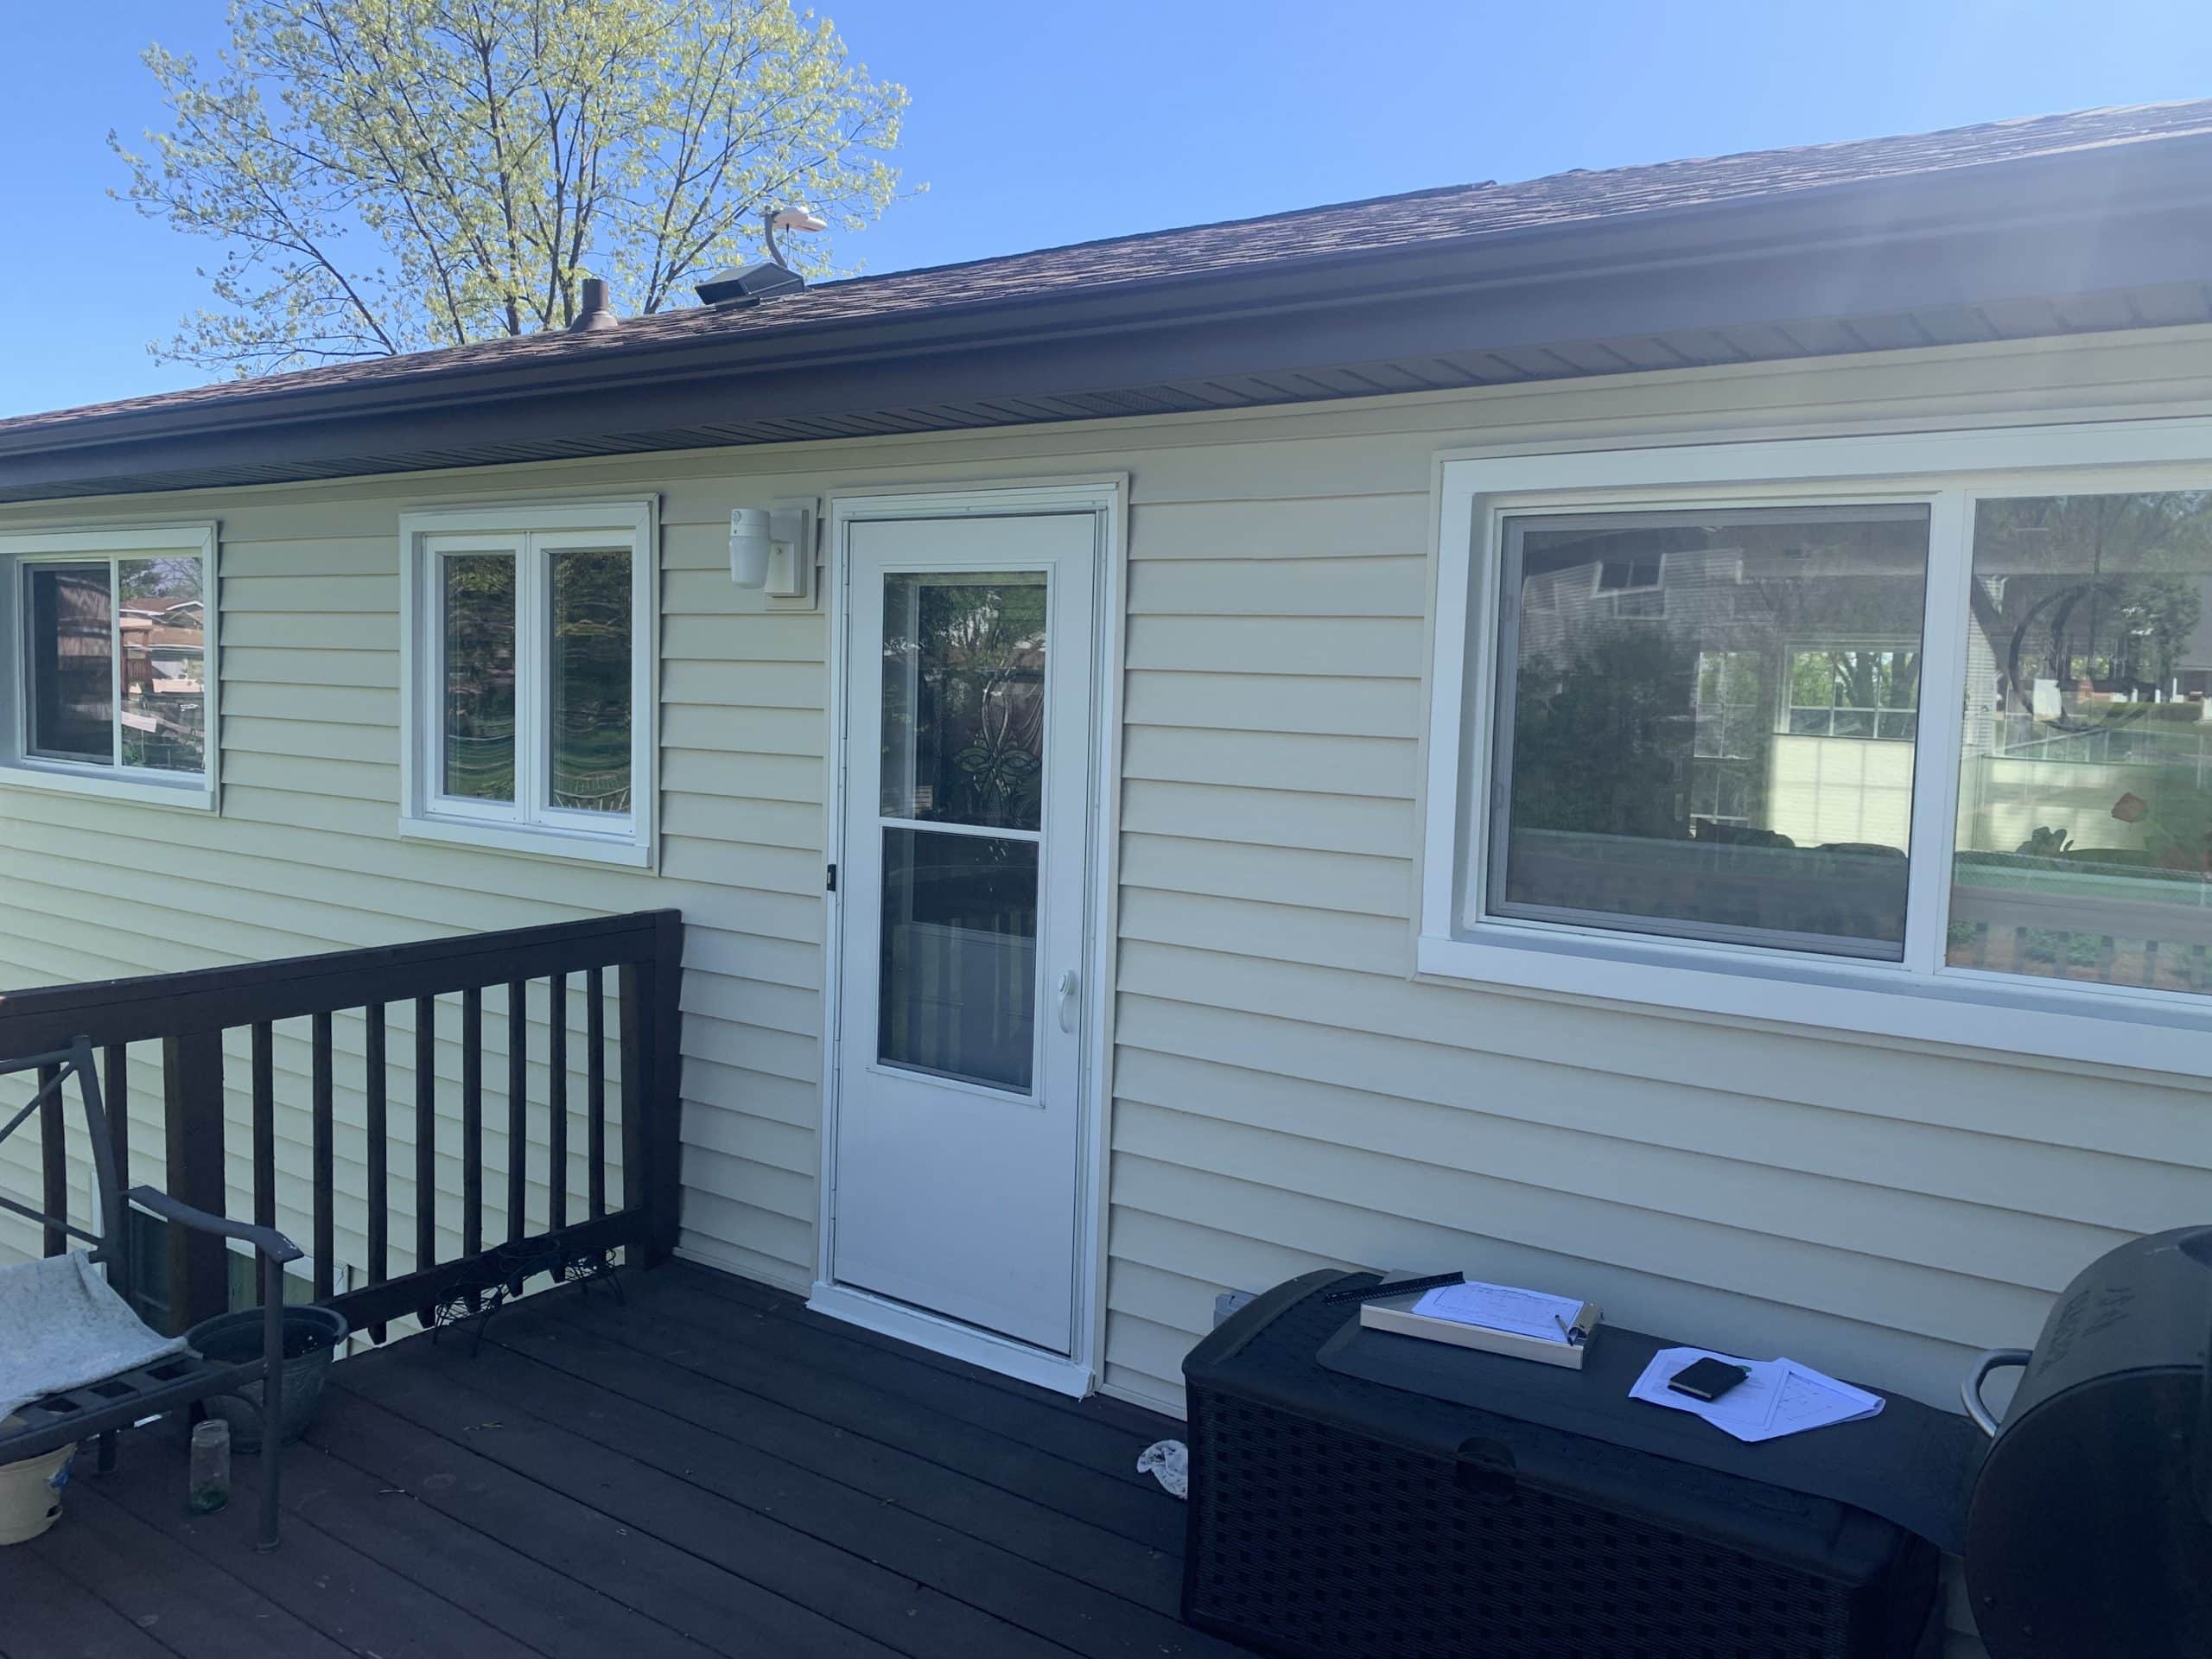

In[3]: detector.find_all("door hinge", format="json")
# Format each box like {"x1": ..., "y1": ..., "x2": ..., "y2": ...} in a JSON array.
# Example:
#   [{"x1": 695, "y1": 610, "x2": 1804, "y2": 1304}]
[{"x1": 826, "y1": 862, "x2": 838, "y2": 893}]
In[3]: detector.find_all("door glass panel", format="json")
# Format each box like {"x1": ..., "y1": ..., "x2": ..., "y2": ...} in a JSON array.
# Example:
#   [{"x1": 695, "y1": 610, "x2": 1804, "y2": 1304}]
[
  {"x1": 442, "y1": 553, "x2": 517, "y2": 802},
  {"x1": 118, "y1": 556, "x2": 206, "y2": 774},
  {"x1": 26, "y1": 563, "x2": 113, "y2": 763},
  {"x1": 879, "y1": 828, "x2": 1039, "y2": 1091},
  {"x1": 880, "y1": 572, "x2": 1047, "y2": 830},
  {"x1": 548, "y1": 547, "x2": 632, "y2": 814}
]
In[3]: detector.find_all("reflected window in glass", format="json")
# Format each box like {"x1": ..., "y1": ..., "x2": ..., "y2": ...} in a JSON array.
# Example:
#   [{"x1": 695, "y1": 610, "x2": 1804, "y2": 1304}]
[
  {"x1": 1950, "y1": 491, "x2": 2212, "y2": 995},
  {"x1": 1488, "y1": 505, "x2": 1929, "y2": 957},
  {"x1": 118, "y1": 557, "x2": 206, "y2": 774}
]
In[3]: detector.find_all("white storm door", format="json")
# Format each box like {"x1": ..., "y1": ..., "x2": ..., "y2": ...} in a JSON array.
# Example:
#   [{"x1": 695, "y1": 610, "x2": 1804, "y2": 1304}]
[{"x1": 832, "y1": 512, "x2": 1098, "y2": 1354}]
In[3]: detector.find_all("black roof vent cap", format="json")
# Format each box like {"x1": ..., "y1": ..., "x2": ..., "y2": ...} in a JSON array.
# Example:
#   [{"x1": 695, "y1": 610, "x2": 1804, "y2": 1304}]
[
  {"x1": 696, "y1": 205, "x2": 826, "y2": 307},
  {"x1": 695, "y1": 260, "x2": 807, "y2": 307}
]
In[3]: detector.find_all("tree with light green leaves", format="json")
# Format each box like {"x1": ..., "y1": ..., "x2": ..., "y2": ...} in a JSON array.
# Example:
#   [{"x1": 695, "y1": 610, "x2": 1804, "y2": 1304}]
[{"x1": 111, "y1": 0, "x2": 908, "y2": 374}]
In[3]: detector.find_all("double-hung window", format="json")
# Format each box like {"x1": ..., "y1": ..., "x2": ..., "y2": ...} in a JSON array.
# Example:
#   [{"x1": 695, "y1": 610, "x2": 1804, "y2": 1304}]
[
  {"x1": 399, "y1": 501, "x2": 655, "y2": 865},
  {"x1": 0, "y1": 524, "x2": 218, "y2": 809},
  {"x1": 1422, "y1": 421, "x2": 2212, "y2": 1073}
]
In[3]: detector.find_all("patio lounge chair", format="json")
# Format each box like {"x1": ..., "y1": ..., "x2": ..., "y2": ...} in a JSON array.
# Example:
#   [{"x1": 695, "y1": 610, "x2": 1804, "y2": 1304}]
[{"x1": 0, "y1": 1038, "x2": 302, "y2": 1548}]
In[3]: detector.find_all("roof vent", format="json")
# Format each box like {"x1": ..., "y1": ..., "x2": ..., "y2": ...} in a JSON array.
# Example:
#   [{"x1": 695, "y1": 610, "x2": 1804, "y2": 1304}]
[
  {"x1": 696, "y1": 205, "x2": 826, "y2": 307},
  {"x1": 695, "y1": 260, "x2": 807, "y2": 307},
  {"x1": 569, "y1": 276, "x2": 620, "y2": 332}
]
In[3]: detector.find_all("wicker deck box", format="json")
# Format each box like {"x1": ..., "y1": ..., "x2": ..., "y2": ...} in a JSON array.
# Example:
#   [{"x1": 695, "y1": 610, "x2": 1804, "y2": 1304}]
[{"x1": 1182, "y1": 1272, "x2": 1942, "y2": 1659}]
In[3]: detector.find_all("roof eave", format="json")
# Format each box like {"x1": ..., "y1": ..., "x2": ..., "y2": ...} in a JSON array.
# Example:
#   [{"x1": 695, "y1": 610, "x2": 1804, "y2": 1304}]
[{"x1": 5, "y1": 130, "x2": 2212, "y2": 503}]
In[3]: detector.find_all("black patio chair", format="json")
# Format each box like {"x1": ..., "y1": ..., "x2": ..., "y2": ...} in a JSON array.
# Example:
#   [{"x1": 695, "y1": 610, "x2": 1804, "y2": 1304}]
[{"x1": 0, "y1": 1037, "x2": 302, "y2": 1548}]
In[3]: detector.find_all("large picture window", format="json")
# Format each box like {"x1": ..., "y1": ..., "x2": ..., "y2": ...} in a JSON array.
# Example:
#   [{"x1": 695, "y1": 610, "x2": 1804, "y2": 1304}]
[
  {"x1": 1491, "y1": 506, "x2": 1928, "y2": 958},
  {"x1": 400, "y1": 503, "x2": 654, "y2": 865},
  {"x1": 1423, "y1": 425, "x2": 2212, "y2": 1073},
  {"x1": 0, "y1": 525, "x2": 217, "y2": 808}
]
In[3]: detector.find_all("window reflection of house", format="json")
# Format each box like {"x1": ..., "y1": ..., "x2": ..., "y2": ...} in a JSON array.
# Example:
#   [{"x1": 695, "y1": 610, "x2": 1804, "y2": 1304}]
[
  {"x1": 1501, "y1": 509, "x2": 1929, "y2": 956},
  {"x1": 118, "y1": 599, "x2": 207, "y2": 771},
  {"x1": 1949, "y1": 493, "x2": 2212, "y2": 991}
]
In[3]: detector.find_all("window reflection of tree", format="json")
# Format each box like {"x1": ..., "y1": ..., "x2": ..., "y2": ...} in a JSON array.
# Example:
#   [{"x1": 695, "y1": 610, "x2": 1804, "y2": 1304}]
[{"x1": 882, "y1": 578, "x2": 1047, "y2": 830}]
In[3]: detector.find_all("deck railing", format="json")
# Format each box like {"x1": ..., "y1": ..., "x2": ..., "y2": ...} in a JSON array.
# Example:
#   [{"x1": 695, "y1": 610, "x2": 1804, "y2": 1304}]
[{"x1": 0, "y1": 910, "x2": 683, "y2": 1338}]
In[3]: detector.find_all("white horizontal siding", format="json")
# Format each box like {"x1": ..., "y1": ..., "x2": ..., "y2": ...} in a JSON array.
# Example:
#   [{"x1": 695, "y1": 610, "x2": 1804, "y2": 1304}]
[{"x1": 12, "y1": 329, "x2": 2212, "y2": 1656}]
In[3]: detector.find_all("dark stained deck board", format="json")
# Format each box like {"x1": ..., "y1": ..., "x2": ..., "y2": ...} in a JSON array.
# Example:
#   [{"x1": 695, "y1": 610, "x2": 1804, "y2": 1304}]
[
  {"x1": 22, "y1": 1479, "x2": 356, "y2": 1659},
  {"x1": 356, "y1": 1325, "x2": 1238, "y2": 1657},
  {"x1": 669, "y1": 1267, "x2": 1176, "y2": 1477},
  {"x1": 540, "y1": 1273, "x2": 1183, "y2": 1550},
  {"x1": 328, "y1": 1347, "x2": 1092, "y2": 1659},
  {"x1": 46, "y1": 1452, "x2": 543, "y2": 1659},
  {"x1": 0, "y1": 1546, "x2": 179, "y2": 1659},
  {"x1": 302, "y1": 1386, "x2": 896, "y2": 1659},
  {"x1": 485, "y1": 1310, "x2": 1181, "y2": 1612},
  {"x1": 0, "y1": 1262, "x2": 1236, "y2": 1659}
]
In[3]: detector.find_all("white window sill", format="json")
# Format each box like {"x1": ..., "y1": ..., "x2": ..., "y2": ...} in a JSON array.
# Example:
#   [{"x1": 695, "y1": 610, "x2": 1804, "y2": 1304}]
[
  {"x1": 0, "y1": 762, "x2": 217, "y2": 813},
  {"x1": 1416, "y1": 929, "x2": 2212, "y2": 1078},
  {"x1": 398, "y1": 811, "x2": 652, "y2": 869}
]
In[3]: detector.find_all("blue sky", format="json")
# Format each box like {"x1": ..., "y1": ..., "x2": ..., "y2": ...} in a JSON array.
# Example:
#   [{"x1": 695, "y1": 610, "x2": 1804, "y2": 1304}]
[{"x1": 3, "y1": 0, "x2": 2209, "y2": 416}]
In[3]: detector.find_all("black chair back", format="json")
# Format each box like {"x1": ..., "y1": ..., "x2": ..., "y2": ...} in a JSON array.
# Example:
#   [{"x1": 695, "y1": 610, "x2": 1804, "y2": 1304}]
[{"x1": 0, "y1": 1038, "x2": 125, "y2": 1278}]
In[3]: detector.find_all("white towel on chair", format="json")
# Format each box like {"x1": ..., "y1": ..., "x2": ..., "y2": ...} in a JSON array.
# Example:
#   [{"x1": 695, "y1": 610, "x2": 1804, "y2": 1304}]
[{"x1": 0, "y1": 1251, "x2": 190, "y2": 1421}]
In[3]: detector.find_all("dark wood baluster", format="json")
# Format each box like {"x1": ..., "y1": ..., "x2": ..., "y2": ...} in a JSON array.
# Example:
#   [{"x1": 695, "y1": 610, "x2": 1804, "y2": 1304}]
[
  {"x1": 548, "y1": 972, "x2": 568, "y2": 1234},
  {"x1": 365, "y1": 1002, "x2": 388, "y2": 1341},
  {"x1": 587, "y1": 966, "x2": 607, "y2": 1219},
  {"x1": 618, "y1": 963, "x2": 645, "y2": 1221},
  {"x1": 251, "y1": 1023, "x2": 276, "y2": 1238},
  {"x1": 36, "y1": 1061, "x2": 64, "y2": 1258},
  {"x1": 311, "y1": 1010, "x2": 334, "y2": 1304},
  {"x1": 98, "y1": 1043, "x2": 129, "y2": 1471},
  {"x1": 162, "y1": 1032, "x2": 228, "y2": 1334},
  {"x1": 462, "y1": 988, "x2": 483, "y2": 1258},
  {"x1": 507, "y1": 979, "x2": 528, "y2": 1245},
  {"x1": 415, "y1": 995, "x2": 435, "y2": 1277},
  {"x1": 645, "y1": 912, "x2": 683, "y2": 1265},
  {"x1": 101, "y1": 1043, "x2": 128, "y2": 1215}
]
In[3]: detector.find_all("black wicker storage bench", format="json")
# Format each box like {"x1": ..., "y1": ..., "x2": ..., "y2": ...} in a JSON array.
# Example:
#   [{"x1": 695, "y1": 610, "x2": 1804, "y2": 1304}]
[{"x1": 1184, "y1": 1272, "x2": 1967, "y2": 1659}]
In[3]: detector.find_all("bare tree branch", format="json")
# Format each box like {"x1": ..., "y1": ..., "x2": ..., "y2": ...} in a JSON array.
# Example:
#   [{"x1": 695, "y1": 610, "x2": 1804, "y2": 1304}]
[{"x1": 113, "y1": 0, "x2": 908, "y2": 371}]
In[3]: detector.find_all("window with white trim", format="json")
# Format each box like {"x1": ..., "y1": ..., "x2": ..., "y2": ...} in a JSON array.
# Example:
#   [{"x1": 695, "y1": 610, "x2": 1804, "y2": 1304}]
[
  {"x1": 0, "y1": 524, "x2": 217, "y2": 809},
  {"x1": 399, "y1": 501, "x2": 655, "y2": 866},
  {"x1": 1422, "y1": 423, "x2": 2212, "y2": 1073}
]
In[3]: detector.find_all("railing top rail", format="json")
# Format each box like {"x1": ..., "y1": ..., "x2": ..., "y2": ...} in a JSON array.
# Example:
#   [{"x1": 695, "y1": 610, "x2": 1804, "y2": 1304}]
[{"x1": 0, "y1": 910, "x2": 679, "y2": 1056}]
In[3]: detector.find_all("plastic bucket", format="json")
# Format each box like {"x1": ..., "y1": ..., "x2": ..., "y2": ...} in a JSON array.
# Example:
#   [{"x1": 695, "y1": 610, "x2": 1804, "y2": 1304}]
[
  {"x1": 0, "y1": 1421, "x2": 73, "y2": 1545},
  {"x1": 184, "y1": 1304, "x2": 350, "y2": 1452}
]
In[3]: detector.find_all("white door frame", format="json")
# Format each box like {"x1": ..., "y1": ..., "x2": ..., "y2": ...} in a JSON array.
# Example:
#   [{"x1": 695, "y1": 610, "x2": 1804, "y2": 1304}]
[{"x1": 811, "y1": 475, "x2": 1128, "y2": 1397}]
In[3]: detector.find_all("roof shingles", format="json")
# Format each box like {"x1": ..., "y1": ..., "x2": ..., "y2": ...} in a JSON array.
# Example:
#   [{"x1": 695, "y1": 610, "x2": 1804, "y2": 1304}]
[{"x1": 8, "y1": 97, "x2": 2212, "y2": 438}]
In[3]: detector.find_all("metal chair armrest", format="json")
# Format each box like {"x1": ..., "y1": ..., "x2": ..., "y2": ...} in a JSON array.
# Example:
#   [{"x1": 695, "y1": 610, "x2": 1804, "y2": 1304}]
[{"x1": 128, "y1": 1185, "x2": 304, "y2": 1264}]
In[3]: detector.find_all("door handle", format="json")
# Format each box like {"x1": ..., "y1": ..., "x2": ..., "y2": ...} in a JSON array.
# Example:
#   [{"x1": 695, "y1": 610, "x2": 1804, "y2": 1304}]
[{"x1": 1056, "y1": 969, "x2": 1079, "y2": 1033}]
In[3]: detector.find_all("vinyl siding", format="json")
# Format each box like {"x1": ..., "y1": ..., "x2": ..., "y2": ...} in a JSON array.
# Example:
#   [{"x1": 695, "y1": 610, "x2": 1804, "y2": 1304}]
[{"x1": 9, "y1": 327, "x2": 2212, "y2": 1656}]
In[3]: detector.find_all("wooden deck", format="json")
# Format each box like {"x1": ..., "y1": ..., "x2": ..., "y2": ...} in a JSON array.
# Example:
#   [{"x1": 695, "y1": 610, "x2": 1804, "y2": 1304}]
[{"x1": 4, "y1": 1262, "x2": 1249, "y2": 1659}]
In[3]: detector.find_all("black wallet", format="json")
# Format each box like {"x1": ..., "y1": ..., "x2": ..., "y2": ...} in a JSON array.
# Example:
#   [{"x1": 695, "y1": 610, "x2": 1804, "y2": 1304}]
[{"x1": 1667, "y1": 1357, "x2": 1751, "y2": 1402}]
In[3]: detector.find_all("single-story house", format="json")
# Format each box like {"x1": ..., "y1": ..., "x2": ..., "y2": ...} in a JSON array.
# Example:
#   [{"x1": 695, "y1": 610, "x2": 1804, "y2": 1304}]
[{"x1": 4, "y1": 99, "x2": 2212, "y2": 1653}]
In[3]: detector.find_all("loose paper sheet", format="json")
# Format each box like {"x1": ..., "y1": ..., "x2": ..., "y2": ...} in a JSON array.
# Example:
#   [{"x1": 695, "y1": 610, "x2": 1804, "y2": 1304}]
[
  {"x1": 1628, "y1": 1347, "x2": 1884, "y2": 1442},
  {"x1": 1411, "y1": 1280, "x2": 1584, "y2": 1343}
]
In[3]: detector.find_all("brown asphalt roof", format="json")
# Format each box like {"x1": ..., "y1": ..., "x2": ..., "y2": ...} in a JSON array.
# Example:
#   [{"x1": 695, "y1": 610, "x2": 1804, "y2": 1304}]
[{"x1": 9, "y1": 96, "x2": 2212, "y2": 437}]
